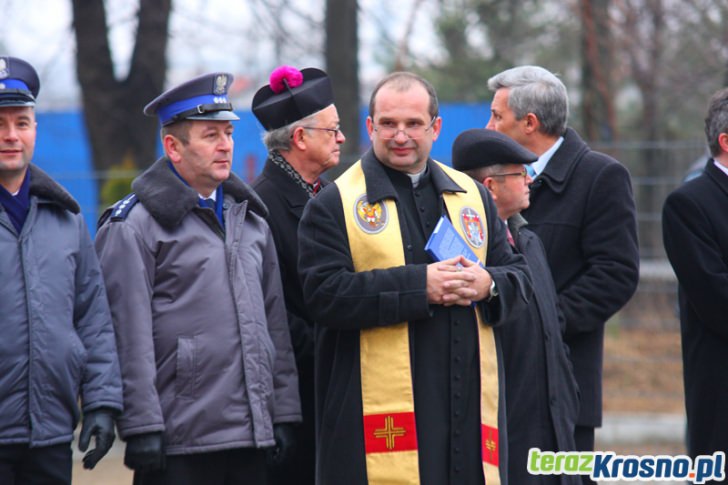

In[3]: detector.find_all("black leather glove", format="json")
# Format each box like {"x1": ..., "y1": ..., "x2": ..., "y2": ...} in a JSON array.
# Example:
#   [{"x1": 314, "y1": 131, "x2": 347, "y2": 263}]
[
  {"x1": 124, "y1": 432, "x2": 165, "y2": 472},
  {"x1": 78, "y1": 408, "x2": 116, "y2": 469},
  {"x1": 266, "y1": 423, "x2": 296, "y2": 466}
]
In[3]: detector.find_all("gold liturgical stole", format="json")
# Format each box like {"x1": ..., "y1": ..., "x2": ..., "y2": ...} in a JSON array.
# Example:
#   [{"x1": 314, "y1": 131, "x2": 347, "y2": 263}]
[{"x1": 336, "y1": 160, "x2": 501, "y2": 485}]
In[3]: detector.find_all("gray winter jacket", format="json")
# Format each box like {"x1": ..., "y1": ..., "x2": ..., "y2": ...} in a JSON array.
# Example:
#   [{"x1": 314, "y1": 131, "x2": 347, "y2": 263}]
[
  {"x1": 95, "y1": 158, "x2": 301, "y2": 455},
  {"x1": 0, "y1": 164, "x2": 123, "y2": 447}
]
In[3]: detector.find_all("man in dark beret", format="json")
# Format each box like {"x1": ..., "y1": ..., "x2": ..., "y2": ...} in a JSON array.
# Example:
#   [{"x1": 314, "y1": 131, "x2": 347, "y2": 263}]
[
  {"x1": 453, "y1": 128, "x2": 581, "y2": 485},
  {"x1": 95, "y1": 72, "x2": 301, "y2": 485},
  {"x1": 0, "y1": 55, "x2": 122, "y2": 484},
  {"x1": 251, "y1": 65, "x2": 345, "y2": 485}
]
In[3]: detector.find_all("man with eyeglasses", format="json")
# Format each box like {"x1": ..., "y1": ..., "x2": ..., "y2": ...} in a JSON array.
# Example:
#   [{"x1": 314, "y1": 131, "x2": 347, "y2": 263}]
[
  {"x1": 251, "y1": 65, "x2": 345, "y2": 485},
  {"x1": 453, "y1": 128, "x2": 581, "y2": 485},
  {"x1": 298, "y1": 71, "x2": 532, "y2": 485}
]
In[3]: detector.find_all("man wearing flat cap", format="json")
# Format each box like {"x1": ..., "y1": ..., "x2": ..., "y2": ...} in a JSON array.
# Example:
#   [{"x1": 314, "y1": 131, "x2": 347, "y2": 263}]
[
  {"x1": 251, "y1": 65, "x2": 344, "y2": 485},
  {"x1": 95, "y1": 72, "x2": 301, "y2": 485},
  {"x1": 453, "y1": 128, "x2": 580, "y2": 485},
  {"x1": 298, "y1": 71, "x2": 532, "y2": 485},
  {"x1": 0, "y1": 56, "x2": 122, "y2": 484}
]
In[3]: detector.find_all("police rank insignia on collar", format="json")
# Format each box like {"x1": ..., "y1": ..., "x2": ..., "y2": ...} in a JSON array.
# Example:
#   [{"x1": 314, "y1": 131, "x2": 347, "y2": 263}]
[
  {"x1": 460, "y1": 207, "x2": 484, "y2": 248},
  {"x1": 0, "y1": 59, "x2": 8, "y2": 79},
  {"x1": 214, "y1": 74, "x2": 227, "y2": 95},
  {"x1": 354, "y1": 194, "x2": 388, "y2": 234}
]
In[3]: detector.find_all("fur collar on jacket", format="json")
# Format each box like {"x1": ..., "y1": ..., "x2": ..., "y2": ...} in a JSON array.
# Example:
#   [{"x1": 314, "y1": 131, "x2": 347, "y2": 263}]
[
  {"x1": 507, "y1": 213, "x2": 528, "y2": 234},
  {"x1": 28, "y1": 164, "x2": 80, "y2": 214},
  {"x1": 132, "y1": 157, "x2": 268, "y2": 229}
]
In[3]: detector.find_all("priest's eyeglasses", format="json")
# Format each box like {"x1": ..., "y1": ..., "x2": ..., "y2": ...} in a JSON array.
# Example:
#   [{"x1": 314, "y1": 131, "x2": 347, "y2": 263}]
[
  {"x1": 301, "y1": 124, "x2": 342, "y2": 137},
  {"x1": 372, "y1": 116, "x2": 437, "y2": 140},
  {"x1": 491, "y1": 169, "x2": 529, "y2": 178}
]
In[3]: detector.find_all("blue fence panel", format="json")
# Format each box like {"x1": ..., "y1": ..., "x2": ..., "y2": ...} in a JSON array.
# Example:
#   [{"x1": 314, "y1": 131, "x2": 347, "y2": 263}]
[
  {"x1": 33, "y1": 103, "x2": 490, "y2": 236},
  {"x1": 34, "y1": 112, "x2": 97, "y2": 234}
]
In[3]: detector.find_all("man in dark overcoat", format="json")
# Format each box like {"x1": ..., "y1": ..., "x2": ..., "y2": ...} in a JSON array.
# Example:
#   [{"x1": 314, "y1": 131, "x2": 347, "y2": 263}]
[
  {"x1": 663, "y1": 87, "x2": 728, "y2": 463},
  {"x1": 251, "y1": 65, "x2": 345, "y2": 485},
  {"x1": 299, "y1": 72, "x2": 533, "y2": 485},
  {"x1": 486, "y1": 66, "x2": 639, "y2": 481},
  {"x1": 453, "y1": 128, "x2": 581, "y2": 485}
]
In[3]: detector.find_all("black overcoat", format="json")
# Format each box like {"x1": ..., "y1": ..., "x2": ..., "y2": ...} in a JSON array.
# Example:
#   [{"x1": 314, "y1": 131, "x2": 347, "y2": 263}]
[
  {"x1": 521, "y1": 128, "x2": 639, "y2": 427},
  {"x1": 662, "y1": 159, "x2": 728, "y2": 458},
  {"x1": 298, "y1": 150, "x2": 533, "y2": 485},
  {"x1": 503, "y1": 215, "x2": 581, "y2": 485},
  {"x1": 252, "y1": 158, "x2": 320, "y2": 484}
]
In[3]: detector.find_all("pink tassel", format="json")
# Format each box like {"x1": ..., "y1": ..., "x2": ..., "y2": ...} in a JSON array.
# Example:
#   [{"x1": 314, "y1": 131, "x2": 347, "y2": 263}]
[{"x1": 269, "y1": 66, "x2": 304, "y2": 93}]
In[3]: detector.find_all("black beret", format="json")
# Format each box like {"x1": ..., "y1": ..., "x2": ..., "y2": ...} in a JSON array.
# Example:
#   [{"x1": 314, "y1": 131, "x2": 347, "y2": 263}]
[
  {"x1": 252, "y1": 66, "x2": 334, "y2": 130},
  {"x1": 144, "y1": 72, "x2": 239, "y2": 126},
  {"x1": 0, "y1": 56, "x2": 40, "y2": 107},
  {"x1": 452, "y1": 129, "x2": 537, "y2": 171}
]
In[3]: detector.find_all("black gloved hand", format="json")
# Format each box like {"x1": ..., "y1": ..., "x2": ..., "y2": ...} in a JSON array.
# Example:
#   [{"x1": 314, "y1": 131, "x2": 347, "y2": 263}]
[
  {"x1": 78, "y1": 408, "x2": 116, "y2": 470},
  {"x1": 266, "y1": 423, "x2": 296, "y2": 466},
  {"x1": 124, "y1": 432, "x2": 165, "y2": 472}
]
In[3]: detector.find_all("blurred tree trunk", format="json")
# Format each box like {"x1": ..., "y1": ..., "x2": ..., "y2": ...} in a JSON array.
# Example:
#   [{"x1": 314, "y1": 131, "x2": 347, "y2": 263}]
[
  {"x1": 71, "y1": 0, "x2": 170, "y2": 209},
  {"x1": 619, "y1": 0, "x2": 664, "y2": 258},
  {"x1": 325, "y1": 0, "x2": 360, "y2": 169},
  {"x1": 579, "y1": 0, "x2": 616, "y2": 143},
  {"x1": 622, "y1": 0, "x2": 663, "y2": 145}
]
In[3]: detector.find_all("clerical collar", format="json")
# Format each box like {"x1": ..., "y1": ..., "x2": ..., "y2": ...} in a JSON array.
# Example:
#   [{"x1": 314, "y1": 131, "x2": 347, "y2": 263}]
[
  {"x1": 270, "y1": 149, "x2": 319, "y2": 198},
  {"x1": 532, "y1": 136, "x2": 564, "y2": 177},
  {"x1": 407, "y1": 167, "x2": 428, "y2": 188}
]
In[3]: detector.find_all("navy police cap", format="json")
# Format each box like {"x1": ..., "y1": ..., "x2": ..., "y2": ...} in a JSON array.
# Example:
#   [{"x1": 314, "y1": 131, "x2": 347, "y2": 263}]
[
  {"x1": 252, "y1": 66, "x2": 334, "y2": 130},
  {"x1": 0, "y1": 56, "x2": 40, "y2": 107},
  {"x1": 144, "y1": 72, "x2": 239, "y2": 126},
  {"x1": 452, "y1": 129, "x2": 537, "y2": 171}
]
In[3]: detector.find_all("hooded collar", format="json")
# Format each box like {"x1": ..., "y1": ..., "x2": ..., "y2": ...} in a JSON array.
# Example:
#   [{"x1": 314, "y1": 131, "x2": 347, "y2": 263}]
[
  {"x1": 535, "y1": 127, "x2": 589, "y2": 194},
  {"x1": 359, "y1": 148, "x2": 465, "y2": 203},
  {"x1": 28, "y1": 164, "x2": 80, "y2": 213},
  {"x1": 132, "y1": 157, "x2": 268, "y2": 230}
]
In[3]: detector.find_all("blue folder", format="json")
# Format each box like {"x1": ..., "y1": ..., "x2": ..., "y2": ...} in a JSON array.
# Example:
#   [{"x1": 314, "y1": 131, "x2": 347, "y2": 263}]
[{"x1": 425, "y1": 215, "x2": 482, "y2": 266}]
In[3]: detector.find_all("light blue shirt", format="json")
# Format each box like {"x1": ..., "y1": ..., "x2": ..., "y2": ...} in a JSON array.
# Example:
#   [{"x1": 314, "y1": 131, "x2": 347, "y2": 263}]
[
  {"x1": 531, "y1": 136, "x2": 565, "y2": 177},
  {"x1": 714, "y1": 159, "x2": 728, "y2": 177}
]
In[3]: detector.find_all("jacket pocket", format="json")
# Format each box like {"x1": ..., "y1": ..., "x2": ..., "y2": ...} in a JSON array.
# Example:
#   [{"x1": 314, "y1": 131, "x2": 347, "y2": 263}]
[
  {"x1": 68, "y1": 330, "x2": 89, "y2": 399},
  {"x1": 176, "y1": 336, "x2": 197, "y2": 399}
]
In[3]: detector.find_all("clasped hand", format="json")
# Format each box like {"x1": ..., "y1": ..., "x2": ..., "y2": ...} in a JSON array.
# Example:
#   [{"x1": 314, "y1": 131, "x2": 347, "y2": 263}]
[{"x1": 426, "y1": 255, "x2": 492, "y2": 306}]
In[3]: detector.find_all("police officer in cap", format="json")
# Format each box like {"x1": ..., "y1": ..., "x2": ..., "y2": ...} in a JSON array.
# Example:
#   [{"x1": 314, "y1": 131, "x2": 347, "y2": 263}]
[
  {"x1": 251, "y1": 65, "x2": 345, "y2": 485},
  {"x1": 0, "y1": 56, "x2": 123, "y2": 483},
  {"x1": 453, "y1": 128, "x2": 581, "y2": 485},
  {"x1": 95, "y1": 72, "x2": 301, "y2": 485}
]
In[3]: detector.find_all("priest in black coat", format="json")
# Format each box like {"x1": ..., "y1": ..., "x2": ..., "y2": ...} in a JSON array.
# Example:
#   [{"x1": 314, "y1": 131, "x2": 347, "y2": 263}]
[
  {"x1": 299, "y1": 72, "x2": 532, "y2": 485},
  {"x1": 251, "y1": 66, "x2": 345, "y2": 485},
  {"x1": 663, "y1": 87, "x2": 728, "y2": 461}
]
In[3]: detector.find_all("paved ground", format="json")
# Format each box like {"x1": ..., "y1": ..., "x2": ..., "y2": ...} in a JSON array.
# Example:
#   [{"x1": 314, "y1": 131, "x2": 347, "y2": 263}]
[
  {"x1": 72, "y1": 439, "x2": 130, "y2": 485},
  {"x1": 71, "y1": 412, "x2": 688, "y2": 484},
  {"x1": 71, "y1": 328, "x2": 690, "y2": 484},
  {"x1": 594, "y1": 413, "x2": 688, "y2": 485}
]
